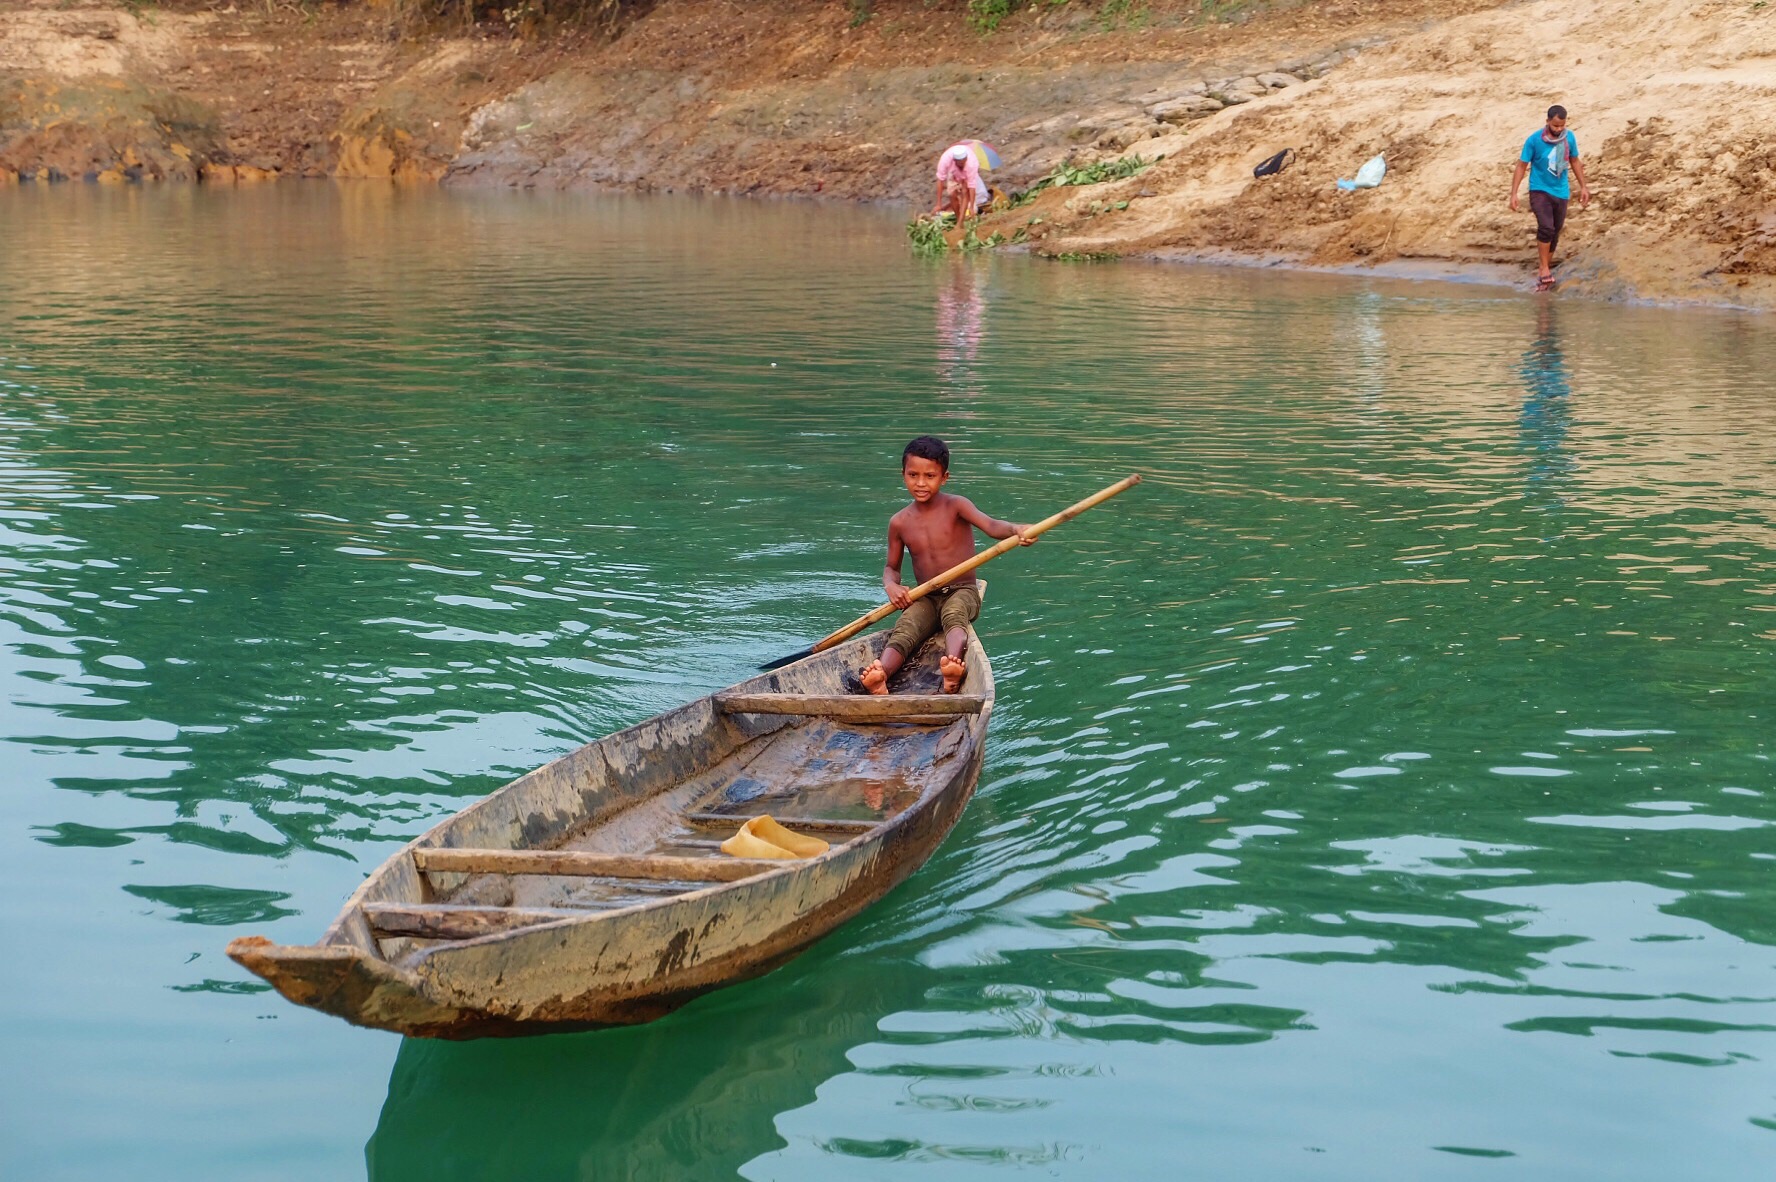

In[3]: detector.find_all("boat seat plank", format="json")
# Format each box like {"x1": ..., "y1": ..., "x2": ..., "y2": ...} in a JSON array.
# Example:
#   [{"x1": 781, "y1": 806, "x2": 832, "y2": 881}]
[
  {"x1": 715, "y1": 692, "x2": 985, "y2": 719},
  {"x1": 682, "y1": 812, "x2": 878, "y2": 834},
  {"x1": 365, "y1": 902, "x2": 595, "y2": 940},
  {"x1": 413, "y1": 848, "x2": 786, "y2": 881}
]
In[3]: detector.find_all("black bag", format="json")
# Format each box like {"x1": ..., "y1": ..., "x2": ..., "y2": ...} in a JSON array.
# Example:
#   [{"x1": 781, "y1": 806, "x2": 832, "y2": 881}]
[{"x1": 1253, "y1": 148, "x2": 1294, "y2": 178}]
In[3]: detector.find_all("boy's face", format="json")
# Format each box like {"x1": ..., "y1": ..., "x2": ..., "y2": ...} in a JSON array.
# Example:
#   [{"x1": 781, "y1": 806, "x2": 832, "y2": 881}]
[{"x1": 902, "y1": 456, "x2": 948, "y2": 504}]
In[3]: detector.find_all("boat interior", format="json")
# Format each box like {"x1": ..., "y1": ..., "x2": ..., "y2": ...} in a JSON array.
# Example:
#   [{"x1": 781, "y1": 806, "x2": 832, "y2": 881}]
[{"x1": 355, "y1": 633, "x2": 991, "y2": 957}]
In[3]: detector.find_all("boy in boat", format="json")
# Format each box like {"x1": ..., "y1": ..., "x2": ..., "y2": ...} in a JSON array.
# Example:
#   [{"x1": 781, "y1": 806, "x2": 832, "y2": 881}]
[{"x1": 859, "y1": 436, "x2": 1031, "y2": 696}]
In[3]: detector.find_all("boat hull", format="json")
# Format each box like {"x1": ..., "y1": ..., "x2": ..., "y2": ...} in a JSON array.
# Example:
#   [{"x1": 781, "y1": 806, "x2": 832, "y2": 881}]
[{"x1": 229, "y1": 630, "x2": 993, "y2": 1037}]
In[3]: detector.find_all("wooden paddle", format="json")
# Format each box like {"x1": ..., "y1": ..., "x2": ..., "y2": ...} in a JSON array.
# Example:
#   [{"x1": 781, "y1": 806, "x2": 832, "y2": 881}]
[{"x1": 760, "y1": 474, "x2": 1142, "y2": 671}]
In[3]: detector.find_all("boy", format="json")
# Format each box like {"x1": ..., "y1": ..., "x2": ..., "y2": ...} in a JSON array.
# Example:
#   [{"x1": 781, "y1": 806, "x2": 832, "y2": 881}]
[{"x1": 859, "y1": 436, "x2": 1031, "y2": 696}]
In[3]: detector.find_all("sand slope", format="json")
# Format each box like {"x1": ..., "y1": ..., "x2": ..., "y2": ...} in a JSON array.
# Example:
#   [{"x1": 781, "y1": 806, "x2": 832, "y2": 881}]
[{"x1": 1017, "y1": 0, "x2": 1776, "y2": 305}]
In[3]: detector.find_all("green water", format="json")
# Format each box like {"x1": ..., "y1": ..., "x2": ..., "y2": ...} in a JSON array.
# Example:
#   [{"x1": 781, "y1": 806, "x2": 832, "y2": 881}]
[{"x1": 3, "y1": 185, "x2": 1774, "y2": 1181}]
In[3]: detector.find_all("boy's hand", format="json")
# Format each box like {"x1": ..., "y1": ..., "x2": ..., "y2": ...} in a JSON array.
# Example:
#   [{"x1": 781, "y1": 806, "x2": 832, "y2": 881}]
[
  {"x1": 1014, "y1": 525, "x2": 1035, "y2": 546},
  {"x1": 887, "y1": 583, "x2": 913, "y2": 610}
]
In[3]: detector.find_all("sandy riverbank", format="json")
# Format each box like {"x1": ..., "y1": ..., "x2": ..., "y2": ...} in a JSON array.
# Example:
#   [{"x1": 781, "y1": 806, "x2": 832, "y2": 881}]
[
  {"x1": 993, "y1": 0, "x2": 1776, "y2": 309},
  {"x1": 3, "y1": 0, "x2": 1772, "y2": 308}
]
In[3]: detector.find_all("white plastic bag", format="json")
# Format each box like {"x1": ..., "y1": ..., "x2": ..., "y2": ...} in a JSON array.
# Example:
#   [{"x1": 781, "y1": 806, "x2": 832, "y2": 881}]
[{"x1": 1337, "y1": 153, "x2": 1386, "y2": 191}]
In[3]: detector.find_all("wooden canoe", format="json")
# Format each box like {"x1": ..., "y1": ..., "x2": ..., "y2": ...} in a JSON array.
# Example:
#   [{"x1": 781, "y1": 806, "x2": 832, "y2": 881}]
[{"x1": 227, "y1": 627, "x2": 994, "y2": 1038}]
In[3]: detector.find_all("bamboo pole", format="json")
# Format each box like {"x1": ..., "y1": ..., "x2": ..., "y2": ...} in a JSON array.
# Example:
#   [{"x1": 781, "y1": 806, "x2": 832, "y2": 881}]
[{"x1": 802, "y1": 473, "x2": 1141, "y2": 658}]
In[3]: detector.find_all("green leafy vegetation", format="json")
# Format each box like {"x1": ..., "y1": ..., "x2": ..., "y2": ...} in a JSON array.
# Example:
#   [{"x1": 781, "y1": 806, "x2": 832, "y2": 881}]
[
  {"x1": 959, "y1": 226, "x2": 1022, "y2": 251},
  {"x1": 389, "y1": 0, "x2": 643, "y2": 36},
  {"x1": 1008, "y1": 153, "x2": 1158, "y2": 207},
  {"x1": 303, "y1": 0, "x2": 1261, "y2": 38},
  {"x1": 967, "y1": 0, "x2": 1029, "y2": 32},
  {"x1": 968, "y1": 0, "x2": 1170, "y2": 34},
  {"x1": 908, "y1": 130, "x2": 1156, "y2": 259},
  {"x1": 1078, "y1": 198, "x2": 1136, "y2": 216},
  {"x1": 1048, "y1": 250, "x2": 1121, "y2": 262},
  {"x1": 907, "y1": 214, "x2": 953, "y2": 256},
  {"x1": 906, "y1": 216, "x2": 1029, "y2": 256},
  {"x1": 1097, "y1": 0, "x2": 1149, "y2": 29},
  {"x1": 1050, "y1": 154, "x2": 1158, "y2": 185},
  {"x1": 968, "y1": 0, "x2": 1088, "y2": 33}
]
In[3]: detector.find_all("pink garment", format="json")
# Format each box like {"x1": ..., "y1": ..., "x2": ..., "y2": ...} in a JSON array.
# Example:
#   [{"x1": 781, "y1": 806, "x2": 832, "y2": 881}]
[{"x1": 936, "y1": 150, "x2": 987, "y2": 201}]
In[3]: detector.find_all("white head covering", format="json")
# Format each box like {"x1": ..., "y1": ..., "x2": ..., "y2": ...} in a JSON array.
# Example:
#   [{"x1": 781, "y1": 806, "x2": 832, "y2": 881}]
[{"x1": 949, "y1": 145, "x2": 971, "y2": 161}]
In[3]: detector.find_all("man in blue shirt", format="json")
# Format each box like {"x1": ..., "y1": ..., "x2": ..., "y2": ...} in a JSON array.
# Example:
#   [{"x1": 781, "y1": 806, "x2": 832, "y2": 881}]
[{"x1": 1508, "y1": 104, "x2": 1592, "y2": 291}]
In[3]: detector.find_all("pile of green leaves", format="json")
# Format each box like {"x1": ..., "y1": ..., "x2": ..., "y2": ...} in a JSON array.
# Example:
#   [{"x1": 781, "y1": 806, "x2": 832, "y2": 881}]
[
  {"x1": 906, "y1": 216, "x2": 1030, "y2": 256},
  {"x1": 907, "y1": 215, "x2": 953, "y2": 256},
  {"x1": 1008, "y1": 153, "x2": 1157, "y2": 208},
  {"x1": 959, "y1": 226, "x2": 1027, "y2": 252}
]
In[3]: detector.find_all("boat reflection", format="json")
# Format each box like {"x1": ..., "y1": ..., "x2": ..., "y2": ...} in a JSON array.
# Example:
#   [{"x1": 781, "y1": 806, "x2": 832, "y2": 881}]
[{"x1": 366, "y1": 949, "x2": 926, "y2": 1182}]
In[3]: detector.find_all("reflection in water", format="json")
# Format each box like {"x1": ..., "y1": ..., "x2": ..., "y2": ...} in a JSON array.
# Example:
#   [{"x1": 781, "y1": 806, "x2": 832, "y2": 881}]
[
  {"x1": 5, "y1": 186, "x2": 1776, "y2": 1182},
  {"x1": 935, "y1": 263, "x2": 987, "y2": 394},
  {"x1": 1517, "y1": 302, "x2": 1575, "y2": 505},
  {"x1": 1349, "y1": 289, "x2": 1388, "y2": 403},
  {"x1": 367, "y1": 953, "x2": 917, "y2": 1182}
]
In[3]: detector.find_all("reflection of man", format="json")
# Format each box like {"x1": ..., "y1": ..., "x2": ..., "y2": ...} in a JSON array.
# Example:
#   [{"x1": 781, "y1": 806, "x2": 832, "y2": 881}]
[
  {"x1": 1518, "y1": 301, "x2": 1574, "y2": 504},
  {"x1": 1508, "y1": 105, "x2": 1592, "y2": 292},
  {"x1": 933, "y1": 145, "x2": 987, "y2": 222},
  {"x1": 936, "y1": 264, "x2": 985, "y2": 388}
]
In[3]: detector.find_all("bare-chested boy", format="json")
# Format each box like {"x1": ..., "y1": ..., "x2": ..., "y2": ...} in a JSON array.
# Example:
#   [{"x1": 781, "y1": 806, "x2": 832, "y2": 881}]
[{"x1": 859, "y1": 436, "x2": 1031, "y2": 696}]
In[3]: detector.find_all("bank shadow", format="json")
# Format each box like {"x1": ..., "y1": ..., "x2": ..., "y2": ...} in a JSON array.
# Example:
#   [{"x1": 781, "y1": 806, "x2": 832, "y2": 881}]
[{"x1": 365, "y1": 946, "x2": 927, "y2": 1182}]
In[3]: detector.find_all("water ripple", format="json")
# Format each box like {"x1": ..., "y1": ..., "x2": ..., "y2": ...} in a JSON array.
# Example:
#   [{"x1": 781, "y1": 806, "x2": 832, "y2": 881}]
[{"x1": 4, "y1": 186, "x2": 1776, "y2": 1181}]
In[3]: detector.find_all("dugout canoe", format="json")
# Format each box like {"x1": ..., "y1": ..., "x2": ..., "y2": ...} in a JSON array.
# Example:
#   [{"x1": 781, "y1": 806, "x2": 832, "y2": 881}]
[{"x1": 227, "y1": 627, "x2": 994, "y2": 1038}]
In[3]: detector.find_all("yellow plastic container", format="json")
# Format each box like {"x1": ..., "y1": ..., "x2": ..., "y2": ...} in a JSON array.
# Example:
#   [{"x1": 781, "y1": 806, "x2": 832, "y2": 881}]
[{"x1": 719, "y1": 815, "x2": 829, "y2": 860}]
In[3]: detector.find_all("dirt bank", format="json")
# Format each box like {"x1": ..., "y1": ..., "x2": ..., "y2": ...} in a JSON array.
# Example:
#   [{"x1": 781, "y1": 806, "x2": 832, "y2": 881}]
[
  {"x1": 999, "y1": 0, "x2": 1776, "y2": 309},
  {"x1": 4, "y1": 0, "x2": 1773, "y2": 308}
]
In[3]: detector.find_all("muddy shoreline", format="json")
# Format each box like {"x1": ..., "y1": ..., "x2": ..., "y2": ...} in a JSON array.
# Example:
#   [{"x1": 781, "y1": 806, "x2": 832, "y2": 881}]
[{"x1": 4, "y1": 0, "x2": 1772, "y2": 310}]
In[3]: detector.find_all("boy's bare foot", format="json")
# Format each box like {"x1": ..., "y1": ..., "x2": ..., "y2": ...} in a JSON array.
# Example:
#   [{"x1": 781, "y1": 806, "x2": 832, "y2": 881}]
[
  {"x1": 940, "y1": 655, "x2": 966, "y2": 694},
  {"x1": 859, "y1": 660, "x2": 889, "y2": 696}
]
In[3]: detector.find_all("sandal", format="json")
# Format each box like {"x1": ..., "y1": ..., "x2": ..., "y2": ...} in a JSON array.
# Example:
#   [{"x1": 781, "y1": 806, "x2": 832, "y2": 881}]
[{"x1": 1533, "y1": 276, "x2": 1556, "y2": 292}]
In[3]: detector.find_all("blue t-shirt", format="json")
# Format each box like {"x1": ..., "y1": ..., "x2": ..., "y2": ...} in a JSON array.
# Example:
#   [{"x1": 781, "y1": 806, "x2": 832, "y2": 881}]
[{"x1": 1521, "y1": 129, "x2": 1579, "y2": 199}]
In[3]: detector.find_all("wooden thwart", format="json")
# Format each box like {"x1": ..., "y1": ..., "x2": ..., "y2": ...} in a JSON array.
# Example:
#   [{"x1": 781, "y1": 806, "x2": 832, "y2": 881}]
[
  {"x1": 412, "y1": 848, "x2": 783, "y2": 881},
  {"x1": 365, "y1": 902, "x2": 593, "y2": 940},
  {"x1": 716, "y1": 692, "x2": 985, "y2": 718},
  {"x1": 682, "y1": 812, "x2": 878, "y2": 835}
]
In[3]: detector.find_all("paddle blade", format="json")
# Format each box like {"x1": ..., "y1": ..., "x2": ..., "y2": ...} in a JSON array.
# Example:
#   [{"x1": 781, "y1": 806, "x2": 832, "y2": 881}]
[{"x1": 758, "y1": 645, "x2": 814, "y2": 672}]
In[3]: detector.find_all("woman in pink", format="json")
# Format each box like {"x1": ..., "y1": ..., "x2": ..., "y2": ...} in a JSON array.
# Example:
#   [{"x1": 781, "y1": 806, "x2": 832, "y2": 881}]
[{"x1": 933, "y1": 145, "x2": 987, "y2": 221}]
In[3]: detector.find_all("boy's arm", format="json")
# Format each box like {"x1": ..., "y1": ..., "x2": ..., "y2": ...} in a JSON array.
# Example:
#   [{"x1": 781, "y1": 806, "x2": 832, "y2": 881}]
[
  {"x1": 883, "y1": 520, "x2": 912, "y2": 609},
  {"x1": 956, "y1": 497, "x2": 1035, "y2": 546},
  {"x1": 1570, "y1": 152, "x2": 1590, "y2": 206},
  {"x1": 1508, "y1": 159, "x2": 1529, "y2": 210}
]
